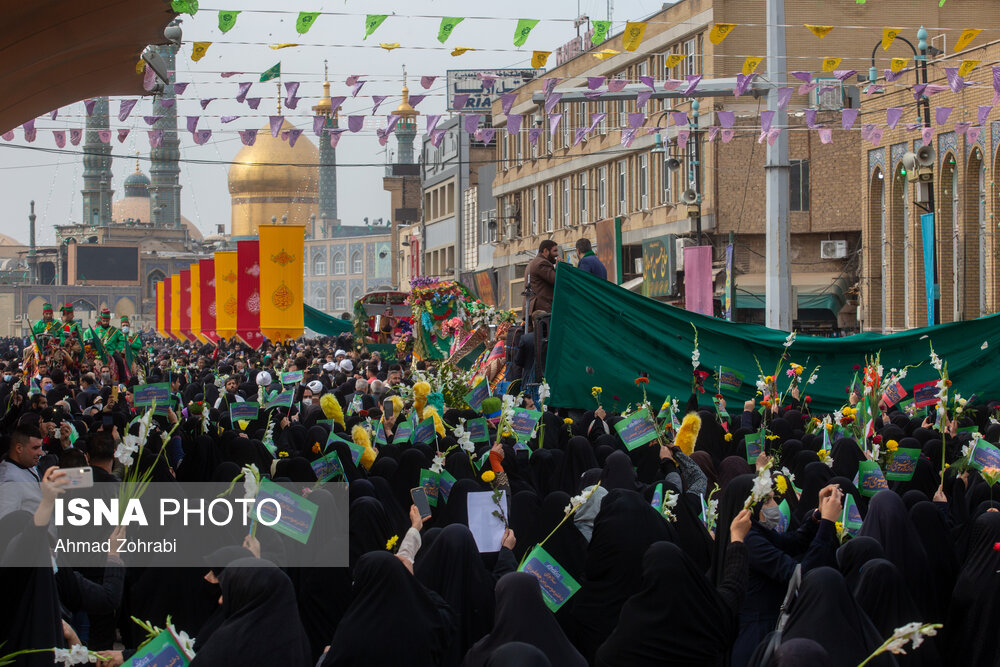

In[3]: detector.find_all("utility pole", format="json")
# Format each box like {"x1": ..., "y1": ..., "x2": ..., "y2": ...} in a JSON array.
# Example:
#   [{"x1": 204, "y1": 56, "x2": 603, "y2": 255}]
[{"x1": 764, "y1": 0, "x2": 792, "y2": 331}]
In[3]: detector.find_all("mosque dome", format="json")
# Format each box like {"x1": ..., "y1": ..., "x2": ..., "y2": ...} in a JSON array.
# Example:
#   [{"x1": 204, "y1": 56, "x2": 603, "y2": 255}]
[
  {"x1": 112, "y1": 168, "x2": 203, "y2": 241},
  {"x1": 227, "y1": 119, "x2": 319, "y2": 238},
  {"x1": 0, "y1": 233, "x2": 23, "y2": 246},
  {"x1": 123, "y1": 169, "x2": 151, "y2": 197}
]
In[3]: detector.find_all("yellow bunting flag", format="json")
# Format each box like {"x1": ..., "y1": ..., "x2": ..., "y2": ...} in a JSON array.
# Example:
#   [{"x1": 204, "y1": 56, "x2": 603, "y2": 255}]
[
  {"x1": 451, "y1": 47, "x2": 475, "y2": 56},
  {"x1": 954, "y1": 28, "x2": 982, "y2": 52},
  {"x1": 380, "y1": 43, "x2": 401, "y2": 50},
  {"x1": 959, "y1": 59, "x2": 980, "y2": 77},
  {"x1": 822, "y1": 57, "x2": 842, "y2": 72},
  {"x1": 664, "y1": 53, "x2": 687, "y2": 69},
  {"x1": 190, "y1": 42, "x2": 211, "y2": 62},
  {"x1": 136, "y1": 59, "x2": 145, "y2": 75},
  {"x1": 213, "y1": 251, "x2": 238, "y2": 341},
  {"x1": 190, "y1": 263, "x2": 205, "y2": 344},
  {"x1": 169, "y1": 275, "x2": 182, "y2": 341},
  {"x1": 531, "y1": 50, "x2": 552, "y2": 68},
  {"x1": 882, "y1": 28, "x2": 901, "y2": 51},
  {"x1": 593, "y1": 48, "x2": 619, "y2": 60},
  {"x1": 890, "y1": 58, "x2": 908, "y2": 73},
  {"x1": 156, "y1": 281, "x2": 166, "y2": 338},
  {"x1": 805, "y1": 24, "x2": 834, "y2": 39},
  {"x1": 742, "y1": 57, "x2": 764, "y2": 75},
  {"x1": 269, "y1": 43, "x2": 301, "y2": 50},
  {"x1": 258, "y1": 225, "x2": 305, "y2": 342},
  {"x1": 622, "y1": 22, "x2": 648, "y2": 52},
  {"x1": 709, "y1": 23, "x2": 736, "y2": 45}
]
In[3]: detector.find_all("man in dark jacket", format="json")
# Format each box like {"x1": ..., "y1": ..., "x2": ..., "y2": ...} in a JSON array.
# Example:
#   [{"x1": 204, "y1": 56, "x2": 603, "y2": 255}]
[
  {"x1": 525, "y1": 239, "x2": 559, "y2": 316},
  {"x1": 576, "y1": 237, "x2": 607, "y2": 280}
]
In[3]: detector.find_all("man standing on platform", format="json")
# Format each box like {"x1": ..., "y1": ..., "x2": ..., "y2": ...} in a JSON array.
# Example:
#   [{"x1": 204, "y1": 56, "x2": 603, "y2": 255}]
[
  {"x1": 576, "y1": 238, "x2": 608, "y2": 280},
  {"x1": 525, "y1": 240, "x2": 559, "y2": 319}
]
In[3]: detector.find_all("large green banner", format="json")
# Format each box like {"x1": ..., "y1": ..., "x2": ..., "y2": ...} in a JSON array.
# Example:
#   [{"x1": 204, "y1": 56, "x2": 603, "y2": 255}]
[{"x1": 545, "y1": 263, "x2": 1000, "y2": 412}]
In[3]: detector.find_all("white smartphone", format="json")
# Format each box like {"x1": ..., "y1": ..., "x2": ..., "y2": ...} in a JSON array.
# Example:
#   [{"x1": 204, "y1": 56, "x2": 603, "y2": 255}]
[{"x1": 62, "y1": 466, "x2": 94, "y2": 489}]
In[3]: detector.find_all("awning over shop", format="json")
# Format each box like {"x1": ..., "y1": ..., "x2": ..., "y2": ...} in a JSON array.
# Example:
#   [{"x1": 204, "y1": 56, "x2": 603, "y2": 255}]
[{"x1": 733, "y1": 272, "x2": 848, "y2": 314}]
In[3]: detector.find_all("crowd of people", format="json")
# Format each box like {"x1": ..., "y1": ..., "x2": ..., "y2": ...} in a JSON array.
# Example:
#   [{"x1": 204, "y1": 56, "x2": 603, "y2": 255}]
[{"x1": 0, "y1": 322, "x2": 997, "y2": 667}]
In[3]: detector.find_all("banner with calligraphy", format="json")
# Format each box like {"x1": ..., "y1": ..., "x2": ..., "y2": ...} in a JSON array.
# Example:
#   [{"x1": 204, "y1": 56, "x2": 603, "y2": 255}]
[
  {"x1": 199, "y1": 258, "x2": 219, "y2": 343},
  {"x1": 236, "y1": 240, "x2": 265, "y2": 350},
  {"x1": 214, "y1": 251, "x2": 238, "y2": 341},
  {"x1": 259, "y1": 224, "x2": 305, "y2": 342},
  {"x1": 156, "y1": 279, "x2": 167, "y2": 339},
  {"x1": 179, "y1": 268, "x2": 194, "y2": 342},
  {"x1": 189, "y1": 263, "x2": 205, "y2": 344},
  {"x1": 169, "y1": 274, "x2": 182, "y2": 341}
]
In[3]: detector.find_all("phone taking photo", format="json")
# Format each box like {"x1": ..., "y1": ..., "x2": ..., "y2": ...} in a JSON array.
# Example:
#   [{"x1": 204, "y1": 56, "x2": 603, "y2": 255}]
[
  {"x1": 62, "y1": 466, "x2": 94, "y2": 490},
  {"x1": 410, "y1": 487, "x2": 432, "y2": 519}
]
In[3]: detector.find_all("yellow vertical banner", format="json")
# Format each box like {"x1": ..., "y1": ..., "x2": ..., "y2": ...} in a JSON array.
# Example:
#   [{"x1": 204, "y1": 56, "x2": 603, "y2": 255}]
[
  {"x1": 258, "y1": 224, "x2": 305, "y2": 342},
  {"x1": 214, "y1": 251, "x2": 238, "y2": 341},
  {"x1": 190, "y1": 263, "x2": 205, "y2": 343},
  {"x1": 170, "y1": 275, "x2": 182, "y2": 341},
  {"x1": 156, "y1": 281, "x2": 166, "y2": 338}
]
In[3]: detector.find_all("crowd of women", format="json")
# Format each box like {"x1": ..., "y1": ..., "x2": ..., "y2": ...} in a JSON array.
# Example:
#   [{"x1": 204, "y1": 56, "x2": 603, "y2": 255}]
[{"x1": 0, "y1": 334, "x2": 997, "y2": 667}]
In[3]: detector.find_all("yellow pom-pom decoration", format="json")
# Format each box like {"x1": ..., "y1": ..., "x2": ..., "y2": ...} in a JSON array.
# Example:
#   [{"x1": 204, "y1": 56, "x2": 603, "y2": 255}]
[
  {"x1": 321, "y1": 393, "x2": 345, "y2": 429},
  {"x1": 422, "y1": 405, "x2": 445, "y2": 437},
  {"x1": 724, "y1": 432, "x2": 733, "y2": 442},
  {"x1": 775, "y1": 475, "x2": 788, "y2": 495},
  {"x1": 481, "y1": 470, "x2": 496, "y2": 483},
  {"x1": 353, "y1": 424, "x2": 376, "y2": 471},
  {"x1": 413, "y1": 381, "x2": 431, "y2": 420},
  {"x1": 389, "y1": 395, "x2": 404, "y2": 421},
  {"x1": 674, "y1": 412, "x2": 702, "y2": 456}
]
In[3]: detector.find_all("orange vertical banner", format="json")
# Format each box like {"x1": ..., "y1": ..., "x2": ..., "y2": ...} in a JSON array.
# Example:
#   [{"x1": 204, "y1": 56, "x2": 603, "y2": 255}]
[
  {"x1": 214, "y1": 252, "x2": 238, "y2": 342},
  {"x1": 169, "y1": 274, "x2": 182, "y2": 340},
  {"x1": 258, "y1": 224, "x2": 305, "y2": 342},
  {"x1": 190, "y1": 263, "x2": 205, "y2": 343},
  {"x1": 156, "y1": 280, "x2": 166, "y2": 338}
]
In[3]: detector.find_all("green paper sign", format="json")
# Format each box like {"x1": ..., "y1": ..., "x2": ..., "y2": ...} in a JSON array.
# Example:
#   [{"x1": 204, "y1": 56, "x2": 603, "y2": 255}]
[
  {"x1": 280, "y1": 370, "x2": 303, "y2": 385},
  {"x1": 171, "y1": 0, "x2": 198, "y2": 16},
  {"x1": 325, "y1": 430, "x2": 352, "y2": 452},
  {"x1": 217, "y1": 10, "x2": 240, "y2": 33},
  {"x1": 518, "y1": 544, "x2": 581, "y2": 612},
  {"x1": 511, "y1": 408, "x2": 542, "y2": 443},
  {"x1": 393, "y1": 420, "x2": 413, "y2": 445},
  {"x1": 777, "y1": 499, "x2": 791, "y2": 533},
  {"x1": 884, "y1": 447, "x2": 921, "y2": 481},
  {"x1": 122, "y1": 626, "x2": 192, "y2": 666},
  {"x1": 613, "y1": 408, "x2": 659, "y2": 451},
  {"x1": 260, "y1": 62, "x2": 281, "y2": 83},
  {"x1": 134, "y1": 382, "x2": 170, "y2": 416},
  {"x1": 656, "y1": 395, "x2": 673, "y2": 421},
  {"x1": 970, "y1": 439, "x2": 1000, "y2": 470},
  {"x1": 255, "y1": 479, "x2": 318, "y2": 544},
  {"x1": 413, "y1": 417, "x2": 437, "y2": 445},
  {"x1": 229, "y1": 401, "x2": 260, "y2": 423},
  {"x1": 465, "y1": 379, "x2": 491, "y2": 411},
  {"x1": 364, "y1": 14, "x2": 389, "y2": 39},
  {"x1": 591, "y1": 20, "x2": 611, "y2": 44},
  {"x1": 475, "y1": 452, "x2": 490, "y2": 471},
  {"x1": 296, "y1": 11, "x2": 321, "y2": 34},
  {"x1": 467, "y1": 417, "x2": 490, "y2": 443},
  {"x1": 265, "y1": 389, "x2": 295, "y2": 410},
  {"x1": 420, "y1": 469, "x2": 440, "y2": 507},
  {"x1": 719, "y1": 367, "x2": 744, "y2": 390},
  {"x1": 439, "y1": 470, "x2": 458, "y2": 502},
  {"x1": 437, "y1": 16, "x2": 465, "y2": 43},
  {"x1": 375, "y1": 422, "x2": 388, "y2": 446},
  {"x1": 858, "y1": 460, "x2": 889, "y2": 497},
  {"x1": 513, "y1": 18, "x2": 540, "y2": 47},
  {"x1": 744, "y1": 430, "x2": 764, "y2": 464},
  {"x1": 311, "y1": 450, "x2": 343, "y2": 483},
  {"x1": 842, "y1": 493, "x2": 863, "y2": 535}
]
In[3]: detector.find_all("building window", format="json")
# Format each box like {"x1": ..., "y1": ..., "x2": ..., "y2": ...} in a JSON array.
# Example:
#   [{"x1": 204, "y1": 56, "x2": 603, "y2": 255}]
[
  {"x1": 351, "y1": 286, "x2": 362, "y2": 305},
  {"x1": 333, "y1": 253, "x2": 346, "y2": 275},
  {"x1": 561, "y1": 177, "x2": 570, "y2": 228},
  {"x1": 598, "y1": 166, "x2": 607, "y2": 218},
  {"x1": 617, "y1": 159, "x2": 628, "y2": 215},
  {"x1": 597, "y1": 101, "x2": 607, "y2": 134},
  {"x1": 351, "y1": 251, "x2": 362, "y2": 274},
  {"x1": 516, "y1": 132, "x2": 523, "y2": 166},
  {"x1": 545, "y1": 182, "x2": 553, "y2": 232},
  {"x1": 314, "y1": 290, "x2": 327, "y2": 311},
  {"x1": 312, "y1": 255, "x2": 326, "y2": 276},
  {"x1": 333, "y1": 290, "x2": 346, "y2": 312},
  {"x1": 639, "y1": 154, "x2": 649, "y2": 210},
  {"x1": 500, "y1": 134, "x2": 508, "y2": 169},
  {"x1": 682, "y1": 37, "x2": 700, "y2": 77},
  {"x1": 529, "y1": 188, "x2": 538, "y2": 235},
  {"x1": 561, "y1": 103, "x2": 570, "y2": 147},
  {"x1": 662, "y1": 151, "x2": 674, "y2": 204},
  {"x1": 790, "y1": 160, "x2": 810, "y2": 211},
  {"x1": 579, "y1": 172, "x2": 589, "y2": 222}
]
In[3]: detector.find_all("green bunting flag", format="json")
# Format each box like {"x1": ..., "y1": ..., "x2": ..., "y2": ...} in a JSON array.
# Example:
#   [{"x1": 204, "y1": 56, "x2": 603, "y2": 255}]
[
  {"x1": 260, "y1": 62, "x2": 281, "y2": 82},
  {"x1": 591, "y1": 20, "x2": 611, "y2": 45},
  {"x1": 513, "y1": 18, "x2": 540, "y2": 47},
  {"x1": 437, "y1": 17, "x2": 464, "y2": 43},
  {"x1": 218, "y1": 10, "x2": 240, "y2": 33},
  {"x1": 171, "y1": 0, "x2": 198, "y2": 15},
  {"x1": 364, "y1": 14, "x2": 389, "y2": 39},
  {"x1": 296, "y1": 11, "x2": 321, "y2": 34}
]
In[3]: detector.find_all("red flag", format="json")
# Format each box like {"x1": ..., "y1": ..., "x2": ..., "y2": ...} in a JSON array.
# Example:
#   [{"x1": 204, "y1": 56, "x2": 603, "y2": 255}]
[
  {"x1": 236, "y1": 240, "x2": 265, "y2": 349},
  {"x1": 179, "y1": 269, "x2": 195, "y2": 341},
  {"x1": 199, "y1": 258, "x2": 218, "y2": 343},
  {"x1": 164, "y1": 276, "x2": 173, "y2": 339}
]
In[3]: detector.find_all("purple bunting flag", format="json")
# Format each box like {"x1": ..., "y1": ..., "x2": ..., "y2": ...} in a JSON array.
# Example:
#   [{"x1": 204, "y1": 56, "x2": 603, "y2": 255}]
[
  {"x1": 922, "y1": 126, "x2": 933, "y2": 145},
  {"x1": 621, "y1": 128, "x2": 639, "y2": 147},
  {"x1": 269, "y1": 116, "x2": 283, "y2": 137},
  {"x1": 955, "y1": 122, "x2": 972, "y2": 136},
  {"x1": 818, "y1": 128, "x2": 832, "y2": 144},
  {"x1": 474, "y1": 128, "x2": 496, "y2": 144},
  {"x1": 348, "y1": 116, "x2": 364, "y2": 133},
  {"x1": 118, "y1": 99, "x2": 138, "y2": 121},
  {"x1": 351, "y1": 81, "x2": 366, "y2": 97},
  {"x1": 683, "y1": 75, "x2": 703, "y2": 96},
  {"x1": 672, "y1": 111, "x2": 689, "y2": 127},
  {"x1": 936, "y1": 107, "x2": 952, "y2": 126},
  {"x1": 69, "y1": 128, "x2": 82, "y2": 145},
  {"x1": 979, "y1": 105, "x2": 993, "y2": 125},
  {"x1": 371, "y1": 95, "x2": 388, "y2": 115},
  {"x1": 464, "y1": 114, "x2": 482, "y2": 134},
  {"x1": 884, "y1": 68, "x2": 907, "y2": 83},
  {"x1": 528, "y1": 127, "x2": 542, "y2": 145},
  {"x1": 717, "y1": 111, "x2": 735, "y2": 129},
  {"x1": 544, "y1": 93, "x2": 562, "y2": 114},
  {"x1": 143, "y1": 64, "x2": 157, "y2": 91},
  {"x1": 573, "y1": 128, "x2": 588, "y2": 146},
  {"x1": 160, "y1": 98, "x2": 176, "y2": 108},
  {"x1": 116, "y1": 128, "x2": 129, "y2": 143},
  {"x1": 543, "y1": 78, "x2": 560, "y2": 95},
  {"x1": 285, "y1": 96, "x2": 301, "y2": 110},
  {"x1": 608, "y1": 79, "x2": 628, "y2": 93},
  {"x1": 886, "y1": 108, "x2": 903, "y2": 129},
  {"x1": 833, "y1": 70, "x2": 857, "y2": 82},
  {"x1": 313, "y1": 115, "x2": 325, "y2": 136},
  {"x1": 639, "y1": 76, "x2": 655, "y2": 90},
  {"x1": 330, "y1": 97, "x2": 346, "y2": 115},
  {"x1": 804, "y1": 109, "x2": 820, "y2": 129},
  {"x1": 186, "y1": 116, "x2": 199, "y2": 133},
  {"x1": 329, "y1": 129, "x2": 346, "y2": 148},
  {"x1": 148, "y1": 130, "x2": 164, "y2": 147},
  {"x1": 453, "y1": 94, "x2": 470, "y2": 110},
  {"x1": 238, "y1": 129, "x2": 258, "y2": 146},
  {"x1": 993, "y1": 66, "x2": 1000, "y2": 104},
  {"x1": 345, "y1": 75, "x2": 362, "y2": 87},
  {"x1": 507, "y1": 114, "x2": 523, "y2": 136},
  {"x1": 285, "y1": 81, "x2": 300, "y2": 99},
  {"x1": 628, "y1": 112, "x2": 646, "y2": 129},
  {"x1": 678, "y1": 129, "x2": 690, "y2": 145},
  {"x1": 221, "y1": 115, "x2": 239, "y2": 123},
  {"x1": 588, "y1": 113, "x2": 607, "y2": 133},
  {"x1": 587, "y1": 77, "x2": 605, "y2": 90},
  {"x1": 420, "y1": 75, "x2": 436, "y2": 89},
  {"x1": 84, "y1": 100, "x2": 96, "y2": 116},
  {"x1": 236, "y1": 82, "x2": 252, "y2": 103},
  {"x1": 944, "y1": 68, "x2": 973, "y2": 93},
  {"x1": 734, "y1": 73, "x2": 755, "y2": 97},
  {"x1": 97, "y1": 130, "x2": 110, "y2": 144},
  {"x1": 478, "y1": 74, "x2": 498, "y2": 91},
  {"x1": 192, "y1": 129, "x2": 211, "y2": 145},
  {"x1": 777, "y1": 88, "x2": 793, "y2": 109},
  {"x1": 200, "y1": 98, "x2": 216, "y2": 110},
  {"x1": 721, "y1": 129, "x2": 735, "y2": 143},
  {"x1": 841, "y1": 108, "x2": 859, "y2": 130},
  {"x1": 173, "y1": 83, "x2": 189, "y2": 95},
  {"x1": 968, "y1": 126, "x2": 982, "y2": 145},
  {"x1": 429, "y1": 129, "x2": 446, "y2": 147},
  {"x1": 282, "y1": 129, "x2": 302, "y2": 147},
  {"x1": 49, "y1": 109, "x2": 58, "y2": 121},
  {"x1": 548, "y1": 113, "x2": 562, "y2": 137},
  {"x1": 246, "y1": 98, "x2": 261, "y2": 110},
  {"x1": 707, "y1": 126, "x2": 720, "y2": 142},
  {"x1": 662, "y1": 80, "x2": 682, "y2": 92},
  {"x1": 760, "y1": 110, "x2": 775, "y2": 133},
  {"x1": 426, "y1": 115, "x2": 441, "y2": 134},
  {"x1": 409, "y1": 95, "x2": 426, "y2": 108},
  {"x1": 637, "y1": 90, "x2": 653, "y2": 109},
  {"x1": 143, "y1": 115, "x2": 164, "y2": 126},
  {"x1": 583, "y1": 91, "x2": 604, "y2": 100},
  {"x1": 52, "y1": 130, "x2": 65, "y2": 147},
  {"x1": 501, "y1": 93, "x2": 518, "y2": 115}
]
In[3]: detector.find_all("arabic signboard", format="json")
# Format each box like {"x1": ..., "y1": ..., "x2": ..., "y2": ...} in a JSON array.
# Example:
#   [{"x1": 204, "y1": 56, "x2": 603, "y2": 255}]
[{"x1": 446, "y1": 69, "x2": 539, "y2": 112}]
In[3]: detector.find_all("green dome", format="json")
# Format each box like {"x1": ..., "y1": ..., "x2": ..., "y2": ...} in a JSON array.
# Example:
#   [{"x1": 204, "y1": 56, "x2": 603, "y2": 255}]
[{"x1": 123, "y1": 170, "x2": 151, "y2": 198}]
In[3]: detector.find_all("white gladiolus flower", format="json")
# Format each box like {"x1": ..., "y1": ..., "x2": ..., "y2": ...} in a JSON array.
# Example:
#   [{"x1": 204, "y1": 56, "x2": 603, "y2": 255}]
[
  {"x1": 564, "y1": 484, "x2": 600, "y2": 516},
  {"x1": 160, "y1": 431, "x2": 170, "y2": 446},
  {"x1": 691, "y1": 349, "x2": 701, "y2": 369},
  {"x1": 53, "y1": 644, "x2": 94, "y2": 665},
  {"x1": 174, "y1": 629, "x2": 196, "y2": 658},
  {"x1": 930, "y1": 351, "x2": 942, "y2": 371},
  {"x1": 982, "y1": 341, "x2": 989, "y2": 350},
  {"x1": 871, "y1": 444, "x2": 880, "y2": 461},
  {"x1": 114, "y1": 441, "x2": 138, "y2": 467},
  {"x1": 808, "y1": 374, "x2": 817, "y2": 384},
  {"x1": 885, "y1": 622, "x2": 938, "y2": 654},
  {"x1": 537, "y1": 382, "x2": 550, "y2": 404},
  {"x1": 783, "y1": 331, "x2": 796, "y2": 348},
  {"x1": 459, "y1": 432, "x2": 475, "y2": 453},
  {"x1": 756, "y1": 379, "x2": 768, "y2": 393},
  {"x1": 780, "y1": 467, "x2": 796, "y2": 486},
  {"x1": 430, "y1": 453, "x2": 446, "y2": 474},
  {"x1": 242, "y1": 464, "x2": 260, "y2": 500}
]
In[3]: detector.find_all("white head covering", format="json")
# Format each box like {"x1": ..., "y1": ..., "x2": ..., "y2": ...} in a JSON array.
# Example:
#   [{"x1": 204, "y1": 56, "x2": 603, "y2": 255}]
[
  {"x1": 323, "y1": 361, "x2": 337, "y2": 372},
  {"x1": 306, "y1": 380, "x2": 323, "y2": 394},
  {"x1": 335, "y1": 349, "x2": 347, "y2": 358},
  {"x1": 255, "y1": 371, "x2": 272, "y2": 386},
  {"x1": 340, "y1": 359, "x2": 354, "y2": 373}
]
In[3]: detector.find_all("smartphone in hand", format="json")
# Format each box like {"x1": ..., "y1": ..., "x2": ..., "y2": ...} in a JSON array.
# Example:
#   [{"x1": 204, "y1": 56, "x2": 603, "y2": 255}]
[
  {"x1": 62, "y1": 466, "x2": 94, "y2": 489},
  {"x1": 410, "y1": 487, "x2": 432, "y2": 519}
]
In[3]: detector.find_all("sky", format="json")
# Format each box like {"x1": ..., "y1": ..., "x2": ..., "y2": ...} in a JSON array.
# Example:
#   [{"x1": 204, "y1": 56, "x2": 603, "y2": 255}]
[{"x1": 0, "y1": 0, "x2": 660, "y2": 246}]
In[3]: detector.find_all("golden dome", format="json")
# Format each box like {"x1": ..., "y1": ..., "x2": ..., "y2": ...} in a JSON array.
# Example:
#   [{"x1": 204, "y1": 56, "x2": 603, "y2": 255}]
[
  {"x1": 0, "y1": 232, "x2": 23, "y2": 246},
  {"x1": 111, "y1": 197, "x2": 204, "y2": 241},
  {"x1": 227, "y1": 119, "x2": 319, "y2": 237},
  {"x1": 395, "y1": 85, "x2": 419, "y2": 118}
]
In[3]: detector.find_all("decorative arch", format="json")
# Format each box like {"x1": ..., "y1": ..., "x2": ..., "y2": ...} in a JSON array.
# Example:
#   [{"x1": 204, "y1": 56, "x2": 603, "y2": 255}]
[
  {"x1": 26, "y1": 296, "x2": 48, "y2": 321},
  {"x1": 146, "y1": 268, "x2": 166, "y2": 299},
  {"x1": 865, "y1": 167, "x2": 885, "y2": 331},
  {"x1": 350, "y1": 250, "x2": 362, "y2": 275},
  {"x1": 963, "y1": 147, "x2": 986, "y2": 318},
  {"x1": 113, "y1": 297, "x2": 135, "y2": 319},
  {"x1": 312, "y1": 252, "x2": 327, "y2": 277},
  {"x1": 331, "y1": 286, "x2": 346, "y2": 312},
  {"x1": 886, "y1": 163, "x2": 908, "y2": 330},
  {"x1": 938, "y1": 153, "x2": 958, "y2": 323},
  {"x1": 332, "y1": 252, "x2": 346, "y2": 275}
]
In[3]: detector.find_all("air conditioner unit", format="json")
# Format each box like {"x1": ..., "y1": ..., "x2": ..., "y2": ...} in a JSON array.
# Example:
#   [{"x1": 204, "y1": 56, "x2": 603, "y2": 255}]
[
  {"x1": 676, "y1": 237, "x2": 696, "y2": 271},
  {"x1": 505, "y1": 221, "x2": 520, "y2": 240},
  {"x1": 820, "y1": 240, "x2": 848, "y2": 259},
  {"x1": 634, "y1": 257, "x2": 643, "y2": 274},
  {"x1": 503, "y1": 204, "x2": 517, "y2": 219},
  {"x1": 811, "y1": 79, "x2": 843, "y2": 111}
]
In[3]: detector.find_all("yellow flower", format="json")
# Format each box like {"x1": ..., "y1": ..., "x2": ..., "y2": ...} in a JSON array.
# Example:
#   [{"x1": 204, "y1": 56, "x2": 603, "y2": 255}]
[
  {"x1": 481, "y1": 470, "x2": 496, "y2": 483},
  {"x1": 278, "y1": 451, "x2": 289, "y2": 458},
  {"x1": 502, "y1": 429, "x2": 512, "y2": 437},
  {"x1": 886, "y1": 439, "x2": 898, "y2": 452},
  {"x1": 835, "y1": 521, "x2": 844, "y2": 538},
  {"x1": 724, "y1": 432, "x2": 733, "y2": 442},
  {"x1": 775, "y1": 475, "x2": 788, "y2": 495},
  {"x1": 591, "y1": 386, "x2": 603, "y2": 396},
  {"x1": 766, "y1": 434, "x2": 779, "y2": 441},
  {"x1": 564, "y1": 418, "x2": 573, "y2": 424},
  {"x1": 790, "y1": 363, "x2": 803, "y2": 375},
  {"x1": 385, "y1": 535, "x2": 399, "y2": 551}
]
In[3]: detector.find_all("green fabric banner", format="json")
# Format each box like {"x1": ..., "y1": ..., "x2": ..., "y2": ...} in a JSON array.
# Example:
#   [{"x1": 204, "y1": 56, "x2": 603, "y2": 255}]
[
  {"x1": 513, "y1": 19, "x2": 540, "y2": 47},
  {"x1": 217, "y1": 10, "x2": 240, "y2": 33},
  {"x1": 591, "y1": 20, "x2": 612, "y2": 44},
  {"x1": 260, "y1": 62, "x2": 281, "y2": 82},
  {"x1": 437, "y1": 17, "x2": 464, "y2": 43},
  {"x1": 296, "y1": 11, "x2": 321, "y2": 34},
  {"x1": 364, "y1": 14, "x2": 389, "y2": 39},
  {"x1": 545, "y1": 263, "x2": 1000, "y2": 413},
  {"x1": 304, "y1": 304, "x2": 353, "y2": 336}
]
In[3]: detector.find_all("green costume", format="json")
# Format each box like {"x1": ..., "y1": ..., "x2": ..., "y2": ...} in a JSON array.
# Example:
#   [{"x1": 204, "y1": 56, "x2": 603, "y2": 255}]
[
  {"x1": 59, "y1": 320, "x2": 84, "y2": 345},
  {"x1": 31, "y1": 318, "x2": 61, "y2": 337},
  {"x1": 88, "y1": 323, "x2": 124, "y2": 355}
]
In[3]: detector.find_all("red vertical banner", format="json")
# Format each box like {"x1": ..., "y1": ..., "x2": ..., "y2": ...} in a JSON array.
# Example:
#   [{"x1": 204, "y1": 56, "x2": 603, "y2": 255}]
[
  {"x1": 163, "y1": 276, "x2": 173, "y2": 339},
  {"x1": 236, "y1": 239, "x2": 265, "y2": 349},
  {"x1": 199, "y1": 258, "x2": 218, "y2": 343},
  {"x1": 179, "y1": 268, "x2": 193, "y2": 341}
]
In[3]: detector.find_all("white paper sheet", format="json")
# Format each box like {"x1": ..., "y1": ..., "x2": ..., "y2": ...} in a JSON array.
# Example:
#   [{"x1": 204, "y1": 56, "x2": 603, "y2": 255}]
[{"x1": 466, "y1": 490, "x2": 507, "y2": 553}]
